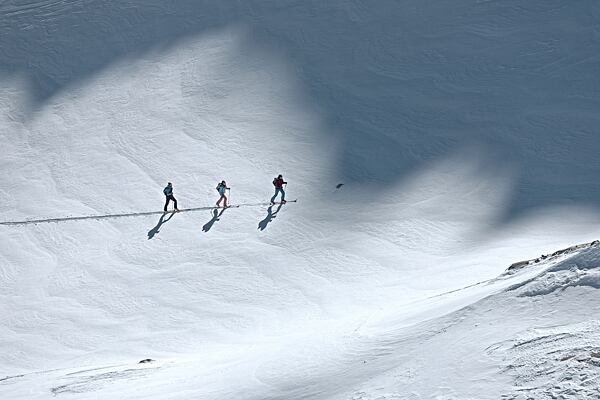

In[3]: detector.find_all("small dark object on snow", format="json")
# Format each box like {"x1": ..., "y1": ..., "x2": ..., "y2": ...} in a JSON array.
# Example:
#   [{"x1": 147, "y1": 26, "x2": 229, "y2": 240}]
[
  {"x1": 138, "y1": 359, "x2": 154, "y2": 364},
  {"x1": 336, "y1": 183, "x2": 344, "y2": 189},
  {"x1": 508, "y1": 260, "x2": 529, "y2": 271}
]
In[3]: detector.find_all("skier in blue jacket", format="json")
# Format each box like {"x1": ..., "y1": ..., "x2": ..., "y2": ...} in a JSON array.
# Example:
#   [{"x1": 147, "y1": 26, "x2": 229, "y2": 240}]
[
  {"x1": 163, "y1": 182, "x2": 179, "y2": 212},
  {"x1": 216, "y1": 180, "x2": 230, "y2": 208}
]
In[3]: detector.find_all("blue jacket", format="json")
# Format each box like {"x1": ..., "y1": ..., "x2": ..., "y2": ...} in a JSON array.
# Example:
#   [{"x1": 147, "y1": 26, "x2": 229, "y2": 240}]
[
  {"x1": 164, "y1": 186, "x2": 173, "y2": 196},
  {"x1": 217, "y1": 183, "x2": 228, "y2": 195}
]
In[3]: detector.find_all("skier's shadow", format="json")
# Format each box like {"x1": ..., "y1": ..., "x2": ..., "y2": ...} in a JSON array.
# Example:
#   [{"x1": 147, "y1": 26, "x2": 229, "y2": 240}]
[
  {"x1": 202, "y1": 207, "x2": 226, "y2": 232},
  {"x1": 258, "y1": 204, "x2": 283, "y2": 231},
  {"x1": 148, "y1": 211, "x2": 175, "y2": 239}
]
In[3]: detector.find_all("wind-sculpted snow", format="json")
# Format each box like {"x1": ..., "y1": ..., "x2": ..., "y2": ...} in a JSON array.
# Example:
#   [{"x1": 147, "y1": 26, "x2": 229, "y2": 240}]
[
  {"x1": 2, "y1": 1, "x2": 600, "y2": 399},
  {"x1": 50, "y1": 364, "x2": 160, "y2": 396},
  {"x1": 508, "y1": 244, "x2": 600, "y2": 296},
  {"x1": 341, "y1": 245, "x2": 600, "y2": 399},
  {"x1": 514, "y1": 268, "x2": 600, "y2": 297},
  {"x1": 488, "y1": 321, "x2": 600, "y2": 400}
]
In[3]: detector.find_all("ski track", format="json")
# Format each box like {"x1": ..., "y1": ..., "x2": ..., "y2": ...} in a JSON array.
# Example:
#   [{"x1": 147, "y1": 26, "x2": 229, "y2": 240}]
[{"x1": 0, "y1": 202, "x2": 300, "y2": 226}]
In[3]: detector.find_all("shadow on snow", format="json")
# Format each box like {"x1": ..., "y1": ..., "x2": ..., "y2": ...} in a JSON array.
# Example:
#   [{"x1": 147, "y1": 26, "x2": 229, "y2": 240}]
[
  {"x1": 258, "y1": 203, "x2": 283, "y2": 231},
  {"x1": 147, "y1": 211, "x2": 176, "y2": 239},
  {"x1": 202, "y1": 208, "x2": 227, "y2": 233},
  {"x1": 2, "y1": 1, "x2": 599, "y2": 221}
]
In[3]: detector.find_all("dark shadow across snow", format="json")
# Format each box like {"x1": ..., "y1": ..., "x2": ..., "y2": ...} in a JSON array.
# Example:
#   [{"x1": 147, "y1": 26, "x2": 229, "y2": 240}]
[
  {"x1": 258, "y1": 203, "x2": 283, "y2": 231},
  {"x1": 147, "y1": 211, "x2": 175, "y2": 239},
  {"x1": 2, "y1": 0, "x2": 600, "y2": 222},
  {"x1": 202, "y1": 208, "x2": 226, "y2": 233}
]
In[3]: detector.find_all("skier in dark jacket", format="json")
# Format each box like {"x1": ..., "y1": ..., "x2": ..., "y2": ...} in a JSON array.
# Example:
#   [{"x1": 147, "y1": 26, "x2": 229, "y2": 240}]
[
  {"x1": 163, "y1": 182, "x2": 179, "y2": 212},
  {"x1": 216, "y1": 180, "x2": 230, "y2": 208},
  {"x1": 270, "y1": 175, "x2": 287, "y2": 204}
]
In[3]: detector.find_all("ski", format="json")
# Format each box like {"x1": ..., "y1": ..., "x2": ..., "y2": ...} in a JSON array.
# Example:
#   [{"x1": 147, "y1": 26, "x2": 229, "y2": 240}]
[{"x1": 270, "y1": 199, "x2": 297, "y2": 205}]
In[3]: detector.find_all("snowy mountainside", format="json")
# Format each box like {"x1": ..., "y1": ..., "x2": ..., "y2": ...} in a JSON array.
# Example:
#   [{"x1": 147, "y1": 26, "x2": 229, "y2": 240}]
[
  {"x1": 1, "y1": 0, "x2": 600, "y2": 399},
  {"x1": 356, "y1": 243, "x2": 600, "y2": 400},
  {"x1": 3, "y1": 242, "x2": 600, "y2": 399}
]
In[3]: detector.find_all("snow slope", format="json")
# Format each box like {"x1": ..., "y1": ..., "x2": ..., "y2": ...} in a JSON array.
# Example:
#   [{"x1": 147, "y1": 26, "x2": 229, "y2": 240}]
[
  {"x1": 3, "y1": 242, "x2": 600, "y2": 399},
  {"x1": 1, "y1": 1, "x2": 600, "y2": 399},
  {"x1": 350, "y1": 243, "x2": 600, "y2": 400}
]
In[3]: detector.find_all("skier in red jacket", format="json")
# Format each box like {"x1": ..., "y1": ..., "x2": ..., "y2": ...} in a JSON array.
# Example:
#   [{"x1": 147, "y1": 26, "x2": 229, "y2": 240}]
[{"x1": 270, "y1": 175, "x2": 287, "y2": 204}]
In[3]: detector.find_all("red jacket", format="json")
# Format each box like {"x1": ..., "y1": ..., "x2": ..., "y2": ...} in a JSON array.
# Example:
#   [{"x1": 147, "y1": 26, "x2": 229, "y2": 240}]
[{"x1": 273, "y1": 178, "x2": 286, "y2": 188}]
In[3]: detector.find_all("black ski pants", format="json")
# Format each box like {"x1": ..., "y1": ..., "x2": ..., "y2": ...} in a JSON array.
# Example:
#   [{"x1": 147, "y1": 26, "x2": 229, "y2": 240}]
[{"x1": 164, "y1": 195, "x2": 178, "y2": 211}]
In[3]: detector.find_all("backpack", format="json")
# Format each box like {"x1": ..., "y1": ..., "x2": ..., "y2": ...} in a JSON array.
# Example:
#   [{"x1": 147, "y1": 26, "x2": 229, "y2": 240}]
[{"x1": 216, "y1": 183, "x2": 222, "y2": 192}]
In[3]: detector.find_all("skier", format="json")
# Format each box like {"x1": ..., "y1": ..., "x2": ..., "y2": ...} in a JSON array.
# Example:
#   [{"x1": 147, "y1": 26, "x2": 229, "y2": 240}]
[
  {"x1": 270, "y1": 174, "x2": 287, "y2": 205},
  {"x1": 216, "y1": 180, "x2": 230, "y2": 208},
  {"x1": 163, "y1": 182, "x2": 179, "y2": 212}
]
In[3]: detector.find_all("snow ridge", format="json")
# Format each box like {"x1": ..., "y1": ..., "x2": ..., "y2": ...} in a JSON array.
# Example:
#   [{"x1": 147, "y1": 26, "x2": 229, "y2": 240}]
[{"x1": 345, "y1": 243, "x2": 600, "y2": 399}]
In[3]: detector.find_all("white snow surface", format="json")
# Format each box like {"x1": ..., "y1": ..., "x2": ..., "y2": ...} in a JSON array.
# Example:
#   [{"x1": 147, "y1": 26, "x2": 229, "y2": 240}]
[{"x1": 1, "y1": 1, "x2": 600, "y2": 399}]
